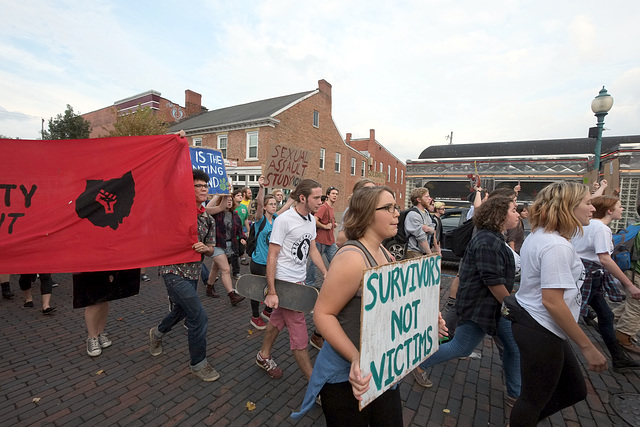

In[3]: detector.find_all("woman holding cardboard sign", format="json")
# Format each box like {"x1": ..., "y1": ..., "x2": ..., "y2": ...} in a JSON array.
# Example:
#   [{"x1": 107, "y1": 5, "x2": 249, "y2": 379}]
[{"x1": 292, "y1": 185, "x2": 446, "y2": 425}]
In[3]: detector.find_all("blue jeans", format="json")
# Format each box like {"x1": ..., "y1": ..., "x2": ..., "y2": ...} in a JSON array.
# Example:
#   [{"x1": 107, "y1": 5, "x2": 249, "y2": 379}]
[
  {"x1": 419, "y1": 317, "x2": 521, "y2": 397},
  {"x1": 158, "y1": 273, "x2": 208, "y2": 369},
  {"x1": 306, "y1": 242, "x2": 337, "y2": 287}
]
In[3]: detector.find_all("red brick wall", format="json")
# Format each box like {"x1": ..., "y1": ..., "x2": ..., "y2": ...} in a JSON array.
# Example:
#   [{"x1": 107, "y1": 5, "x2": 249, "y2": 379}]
[{"x1": 347, "y1": 129, "x2": 407, "y2": 207}]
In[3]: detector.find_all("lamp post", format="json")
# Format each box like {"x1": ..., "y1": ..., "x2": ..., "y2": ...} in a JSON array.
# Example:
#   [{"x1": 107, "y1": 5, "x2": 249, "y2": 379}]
[{"x1": 591, "y1": 86, "x2": 614, "y2": 172}]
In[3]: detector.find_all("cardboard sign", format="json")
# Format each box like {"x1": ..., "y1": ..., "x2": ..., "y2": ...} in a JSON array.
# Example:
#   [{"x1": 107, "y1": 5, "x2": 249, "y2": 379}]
[
  {"x1": 359, "y1": 255, "x2": 441, "y2": 409},
  {"x1": 189, "y1": 147, "x2": 230, "y2": 194},
  {"x1": 263, "y1": 144, "x2": 311, "y2": 189}
]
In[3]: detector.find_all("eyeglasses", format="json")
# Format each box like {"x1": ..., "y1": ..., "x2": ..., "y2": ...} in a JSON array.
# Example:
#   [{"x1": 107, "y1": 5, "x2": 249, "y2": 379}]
[
  {"x1": 375, "y1": 204, "x2": 400, "y2": 213},
  {"x1": 194, "y1": 184, "x2": 210, "y2": 189}
]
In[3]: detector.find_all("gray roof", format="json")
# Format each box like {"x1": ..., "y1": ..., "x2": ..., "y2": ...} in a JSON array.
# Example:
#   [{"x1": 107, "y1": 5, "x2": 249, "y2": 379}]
[
  {"x1": 169, "y1": 90, "x2": 316, "y2": 132},
  {"x1": 417, "y1": 135, "x2": 640, "y2": 159}
]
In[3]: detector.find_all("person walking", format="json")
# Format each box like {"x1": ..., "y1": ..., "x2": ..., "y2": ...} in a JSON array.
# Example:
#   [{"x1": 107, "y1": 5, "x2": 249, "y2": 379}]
[
  {"x1": 255, "y1": 179, "x2": 327, "y2": 380},
  {"x1": 148, "y1": 169, "x2": 220, "y2": 382},
  {"x1": 510, "y1": 181, "x2": 607, "y2": 426},
  {"x1": 306, "y1": 186, "x2": 339, "y2": 288},
  {"x1": 571, "y1": 195, "x2": 640, "y2": 372}
]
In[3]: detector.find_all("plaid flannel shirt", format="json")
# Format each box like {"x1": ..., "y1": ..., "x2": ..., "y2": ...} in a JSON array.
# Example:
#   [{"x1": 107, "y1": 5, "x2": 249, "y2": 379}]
[{"x1": 579, "y1": 258, "x2": 625, "y2": 317}]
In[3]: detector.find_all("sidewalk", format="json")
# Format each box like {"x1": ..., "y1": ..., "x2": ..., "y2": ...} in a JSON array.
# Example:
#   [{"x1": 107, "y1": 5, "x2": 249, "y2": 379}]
[{"x1": 1, "y1": 266, "x2": 638, "y2": 426}]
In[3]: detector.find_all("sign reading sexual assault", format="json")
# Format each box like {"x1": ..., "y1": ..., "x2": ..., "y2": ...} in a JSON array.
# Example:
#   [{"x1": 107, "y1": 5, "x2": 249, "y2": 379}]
[
  {"x1": 0, "y1": 135, "x2": 200, "y2": 274},
  {"x1": 263, "y1": 144, "x2": 311, "y2": 190},
  {"x1": 359, "y1": 255, "x2": 441, "y2": 409},
  {"x1": 189, "y1": 147, "x2": 230, "y2": 194}
]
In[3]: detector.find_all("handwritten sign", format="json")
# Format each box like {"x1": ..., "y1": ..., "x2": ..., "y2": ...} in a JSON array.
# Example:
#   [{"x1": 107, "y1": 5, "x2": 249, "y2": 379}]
[
  {"x1": 189, "y1": 147, "x2": 230, "y2": 194},
  {"x1": 263, "y1": 144, "x2": 310, "y2": 189},
  {"x1": 359, "y1": 255, "x2": 441, "y2": 409}
]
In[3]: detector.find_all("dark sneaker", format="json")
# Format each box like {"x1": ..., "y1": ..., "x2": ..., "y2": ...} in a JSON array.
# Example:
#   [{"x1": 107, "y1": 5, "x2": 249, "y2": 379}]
[
  {"x1": 250, "y1": 317, "x2": 266, "y2": 330},
  {"x1": 98, "y1": 333, "x2": 112, "y2": 348},
  {"x1": 191, "y1": 362, "x2": 220, "y2": 382},
  {"x1": 310, "y1": 334, "x2": 324, "y2": 350},
  {"x1": 206, "y1": 284, "x2": 220, "y2": 298},
  {"x1": 413, "y1": 369, "x2": 433, "y2": 387},
  {"x1": 149, "y1": 329, "x2": 162, "y2": 356},
  {"x1": 613, "y1": 358, "x2": 640, "y2": 373},
  {"x1": 260, "y1": 309, "x2": 272, "y2": 321},
  {"x1": 87, "y1": 337, "x2": 102, "y2": 357},
  {"x1": 229, "y1": 291, "x2": 245, "y2": 306},
  {"x1": 256, "y1": 352, "x2": 283, "y2": 379},
  {"x1": 141, "y1": 274, "x2": 151, "y2": 282}
]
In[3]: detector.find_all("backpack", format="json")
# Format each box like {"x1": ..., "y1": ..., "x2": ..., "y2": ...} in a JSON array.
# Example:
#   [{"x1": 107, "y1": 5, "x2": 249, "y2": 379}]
[
  {"x1": 245, "y1": 217, "x2": 267, "y2": 258},
  {"x1": 611, "y1": 223, "x2": 640, "y2": 271},
  {"x1": 394, "y1": 207, "x2": 420, "y2": 245},
  {"x1": 444, "y1": 219, "x2": 475, "y2": 257}
]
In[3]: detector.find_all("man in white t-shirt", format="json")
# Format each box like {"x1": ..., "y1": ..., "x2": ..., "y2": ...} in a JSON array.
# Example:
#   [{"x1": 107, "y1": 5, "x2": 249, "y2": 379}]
[{"x1": 255, "y1": 179, "x2": 327, "y2": 380}]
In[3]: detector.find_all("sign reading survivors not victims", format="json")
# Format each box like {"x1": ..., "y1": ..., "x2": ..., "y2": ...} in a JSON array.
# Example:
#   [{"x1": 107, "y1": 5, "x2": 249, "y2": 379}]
[
  {"x1": 263, "y1": 144, "x2": 311, "y2": 189},
  {"x1": 359, "y1": 254, "x2": 441, "y2": 409}
]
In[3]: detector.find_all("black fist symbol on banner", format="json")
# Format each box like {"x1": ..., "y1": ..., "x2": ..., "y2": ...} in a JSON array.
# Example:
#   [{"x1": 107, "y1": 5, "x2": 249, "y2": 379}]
[{"x1": 75, "y1": 172, "x2": 135, "y2": 230}]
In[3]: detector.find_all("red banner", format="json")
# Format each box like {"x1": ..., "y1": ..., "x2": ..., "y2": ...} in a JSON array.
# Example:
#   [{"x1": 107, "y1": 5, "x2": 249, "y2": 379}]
[{"x1": 0, "y1": 135, "x2": 200, "y2": 273}]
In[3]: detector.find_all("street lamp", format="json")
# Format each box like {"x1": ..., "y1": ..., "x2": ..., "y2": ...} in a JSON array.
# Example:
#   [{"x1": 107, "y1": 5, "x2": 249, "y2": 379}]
[{"x1": 591, "y1": 86, "x2": 614, "y2": 172}]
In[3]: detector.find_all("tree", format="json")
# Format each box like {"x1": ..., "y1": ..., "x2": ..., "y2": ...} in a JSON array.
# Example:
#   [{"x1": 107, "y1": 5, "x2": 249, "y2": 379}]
[
  {"x1": 42, "y1": 104, "x2": 91, "y2": 140},
  {"x1": 107, "y1": 105, "x2": 169, "y2": 137}
]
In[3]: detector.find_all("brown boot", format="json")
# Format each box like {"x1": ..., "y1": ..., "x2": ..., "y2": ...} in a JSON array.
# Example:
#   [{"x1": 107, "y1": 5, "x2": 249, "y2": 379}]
[
  {"x1": 206, "y1": 284, "x2": 220, "y2": 298},
  {"x1": 616, "y1": 330, "x2": 640, "y2": 355},
  {"x1": 228, "y1": 291, "x2": 245, "y2": 306}
]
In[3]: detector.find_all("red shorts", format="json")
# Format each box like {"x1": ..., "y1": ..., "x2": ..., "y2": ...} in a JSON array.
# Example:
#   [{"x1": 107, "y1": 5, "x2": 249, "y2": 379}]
[{"x1": 268, "y1": 307, "x2": 308, "y2": 350}]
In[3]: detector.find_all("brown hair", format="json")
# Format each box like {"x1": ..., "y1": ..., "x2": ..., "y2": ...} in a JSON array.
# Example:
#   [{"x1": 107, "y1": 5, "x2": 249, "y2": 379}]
[
  {"x1": 592, "y1": 196, "x2": 619, "y2": 219},
  {"x1": 529, "y1": 181, "x2": 589, "y2": 239},
  {"x1": 472, "y1": 195, "x2": 514, "y2": 232},
  {"x1": 290, "y1": 179, "x2": 322, "y2": 203},
  {"x1": 410, "y1": 188, "x2": 429, "y2": 206},
  {"x1": 344, "y1": 186, "x2": 395, "y2": 240}
]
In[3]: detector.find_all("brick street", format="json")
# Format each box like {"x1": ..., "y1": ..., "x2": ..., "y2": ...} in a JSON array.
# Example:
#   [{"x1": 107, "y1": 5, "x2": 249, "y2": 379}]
[{"x1": 1, "y1": 264, "x2": 638, "y2": 426}]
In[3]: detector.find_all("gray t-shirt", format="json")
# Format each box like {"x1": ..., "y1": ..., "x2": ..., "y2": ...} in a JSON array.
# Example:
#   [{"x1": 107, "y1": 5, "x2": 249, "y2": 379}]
[{"x1": 405, "y1": 207, "x2": 433, "y2": 253}]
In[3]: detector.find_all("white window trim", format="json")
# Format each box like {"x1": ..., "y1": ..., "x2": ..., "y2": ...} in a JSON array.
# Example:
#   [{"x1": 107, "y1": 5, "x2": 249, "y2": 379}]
[
  {"x1": 388, "y1": 165, "x2": 391, "y2": 182},
  {"x1": 217, "y1": 134, "x2": 227, "y2": 158},
  {"x1": 246, "y1": 131, "x2": 258, "y2": 160},
  {"x1": 361, "y1": 160, "x2": 366, "y2": 177},
  {"x1": 335, "y1": 152, "x2": 341, "y2": 173},
  {"x1": 193, "y1": 137, "x2": 202, "y2": 147},
  {"x1": 319, "y1": 148, "x2": 325, "y2": 170},
  {"x1": 313, "y1": 110, "x2": 319, "y2": 128},
  {"x1": 395, "y1": 167, "x2": 397, "y2": 183},
  {"x1": 350, "y1": 157, "x2": 356, "y2": 176}
]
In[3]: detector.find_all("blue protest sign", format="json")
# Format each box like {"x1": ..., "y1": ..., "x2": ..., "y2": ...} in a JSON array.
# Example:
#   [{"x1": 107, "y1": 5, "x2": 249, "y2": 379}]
[{"x1": 189, "y1": 147, "x2": 230, "y2": 194}]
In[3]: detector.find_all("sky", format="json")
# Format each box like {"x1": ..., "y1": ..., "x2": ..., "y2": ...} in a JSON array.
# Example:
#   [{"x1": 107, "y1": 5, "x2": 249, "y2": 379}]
[{"x1": 1, "y1": 0, "x2": 639, "y2": 161}]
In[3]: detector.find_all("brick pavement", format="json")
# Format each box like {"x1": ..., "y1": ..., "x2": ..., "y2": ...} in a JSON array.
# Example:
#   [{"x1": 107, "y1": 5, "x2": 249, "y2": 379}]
[{"x1": 1, "y1": 265, "x2": 638, "y2": 426}]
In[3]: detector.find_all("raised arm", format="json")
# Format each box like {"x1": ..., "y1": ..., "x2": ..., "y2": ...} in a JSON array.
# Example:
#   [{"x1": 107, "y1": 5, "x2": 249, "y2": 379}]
[
  {"x1": 255, "y1": 175, "x2": 265, "y2": 222},
  {"x1": 205, "y1": 195, "x2": 228, "y2": 215}
]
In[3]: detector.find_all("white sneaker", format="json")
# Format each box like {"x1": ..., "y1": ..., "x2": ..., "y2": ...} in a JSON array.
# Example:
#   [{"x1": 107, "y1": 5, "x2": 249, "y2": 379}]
[
  {"x1": 87, "y1": 337, "x2": 102, "y2": 357},
  {"x1": 98, "y1": 333, "x2": 112, "y2": 348}
]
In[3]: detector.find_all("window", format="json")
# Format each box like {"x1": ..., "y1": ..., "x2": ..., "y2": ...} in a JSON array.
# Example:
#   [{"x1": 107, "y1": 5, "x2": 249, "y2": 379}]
[
  {"x1": 388, "y1": 165, "x2": 391, "y2": 182},
  {"x1": 193, "y1": 137, "x2": 202, "y2": 147},
  {"x1": 335, "y1": 152, "x2": 341, "y2": 173},
  {"x1": 401, "y1": 170, "x2": 404, "y2": 185},
  {"x1": 350, "y1": 158, "x2": 356, "y2": 175},
  {"x1": 361, "y1": 160, "x2": 366, "y2": 177},
  {"x1": 313, "y1": 110, "x2": 319, "y2": 127},
  {"x1": 319, "y1": 148, "x2": 325, "y2": 170},
  {"x1": 395, "y1": 167, "x2": 398, "y2": 183},
  {"x1": 217, "y1": 135, "x2": 227, "y2": 158},
  {"x1": 379, "y1": 162, "x2": 383, "y2": 173},
  {"x1": 246, "y1": 131, "x2": 258, "y2": 159}
]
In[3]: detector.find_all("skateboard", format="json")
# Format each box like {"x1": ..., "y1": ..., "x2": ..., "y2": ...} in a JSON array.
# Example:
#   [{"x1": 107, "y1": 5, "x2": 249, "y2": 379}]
[{"x1": 235, "y1": 274, "x2": 319, "y2": 313}]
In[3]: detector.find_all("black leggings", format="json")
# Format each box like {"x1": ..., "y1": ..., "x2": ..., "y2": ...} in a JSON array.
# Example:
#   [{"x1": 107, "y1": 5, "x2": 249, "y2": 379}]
[
  {"x1": 510, "y1": 322, "x2": 586, "y2": 426},
  {"x1": 19, "y1": 274, "x2": 53, "y2": 295},
  {"x1": 249, "y1": 259, "x2": 272, "y2": 318},
  {"x1": 320, "y1": 381, "x2": 403, "y2": 427}
]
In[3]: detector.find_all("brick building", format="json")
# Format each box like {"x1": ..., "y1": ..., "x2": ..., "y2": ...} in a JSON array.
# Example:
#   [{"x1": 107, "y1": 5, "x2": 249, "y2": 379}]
[
  {"x1": 82, "y1": 89, "x2": 204, "y2": 138},
  {"x1": 168, "y1": 79, "x2": 404, "y2": 213},
  {"x1": 346, "y1": 129, "x2": 406, "y2": 207}
]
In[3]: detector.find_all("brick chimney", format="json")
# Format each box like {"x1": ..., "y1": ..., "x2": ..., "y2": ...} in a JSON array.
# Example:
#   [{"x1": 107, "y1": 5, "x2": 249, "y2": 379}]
[
  {"x1": 318, "y1": 79, "x2": 332, "y2": 110},
  {"x1": 185, "y1": 90, "x2": 202, "y2": 117},
  {"x1": 369, "y1": 129, "x2": 375, "y2": 143},
  {"x1": 346, "y1": 132, "x2": 352, "y2": 145}
]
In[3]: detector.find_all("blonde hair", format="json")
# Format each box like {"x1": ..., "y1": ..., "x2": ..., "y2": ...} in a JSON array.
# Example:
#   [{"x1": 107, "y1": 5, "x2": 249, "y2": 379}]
[{"x1": 529, "y1": 181, "x2": 589, "y2": 239}]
